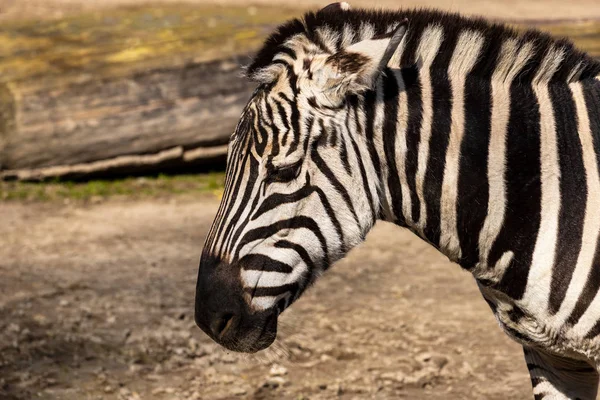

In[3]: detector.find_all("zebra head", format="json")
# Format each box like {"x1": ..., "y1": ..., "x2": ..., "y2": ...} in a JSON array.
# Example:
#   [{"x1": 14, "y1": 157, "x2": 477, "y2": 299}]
[{"x1": 195, "y1": 4, "x2": 408, "y2": 352}]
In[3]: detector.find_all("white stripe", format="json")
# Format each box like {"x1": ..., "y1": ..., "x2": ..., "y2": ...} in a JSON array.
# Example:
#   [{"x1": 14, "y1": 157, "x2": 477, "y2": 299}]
[
  {"x1": 341, "y1": 24, "x2": 355, "y2": 48},
  {"x1": 555, "y1": 82, "x2": 600, "y2": 330},
  {"x1": 414, "y1": 25, "x2": 444, "y2": 234},
  {"x1": 393, "y1": 70, "x2": 412, "y2": 224},
  {"x1": 316, "y1": 26, "x2": 339, "y2": 53},
  {"x1": 251, "y1": 294, "x2": 290, "y2": 310},
  {"x1": 476, "y1": 40, "x2": 534, "y2": 280},
  {"x1": 358, "y1": 22, "x2": 375, "y2": 41},
  {"x1": 439, "y1": 30, "x2": 485, "y2": 261},
  {"x1": 522, "y1": 46, "x2": 565, "y2": 314}
]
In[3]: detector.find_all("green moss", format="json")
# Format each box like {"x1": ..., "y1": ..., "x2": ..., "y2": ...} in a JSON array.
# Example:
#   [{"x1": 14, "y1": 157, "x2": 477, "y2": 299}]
[
  {"x1": 0, "y1": 172, "x2": 225, "y2": 202},
  {"x1": 0, "y1": 4, "x2": 302, "y2": 86}
]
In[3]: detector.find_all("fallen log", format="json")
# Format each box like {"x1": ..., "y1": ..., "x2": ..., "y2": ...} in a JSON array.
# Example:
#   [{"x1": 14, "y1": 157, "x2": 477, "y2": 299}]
[
  {"x1": 0, "y1": 144, "x2": 229, "y2": 181},
  {"x1": 1, "y1": 58, "x2": 251, "y2": 170},
  {"x1": 0, "y1": 5, "x2": 297, "y2": 175}
]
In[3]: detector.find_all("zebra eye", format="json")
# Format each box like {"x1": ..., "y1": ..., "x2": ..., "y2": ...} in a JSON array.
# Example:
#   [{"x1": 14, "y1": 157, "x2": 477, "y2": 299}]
[{"x1": 267, "y1": 160, "x2": 302, "y2": 183}]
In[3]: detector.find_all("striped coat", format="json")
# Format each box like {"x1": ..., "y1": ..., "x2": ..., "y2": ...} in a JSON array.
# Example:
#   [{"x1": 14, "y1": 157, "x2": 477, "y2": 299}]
[{"x1": 195, "y1": 3, "x2": 600, "y2": 398}]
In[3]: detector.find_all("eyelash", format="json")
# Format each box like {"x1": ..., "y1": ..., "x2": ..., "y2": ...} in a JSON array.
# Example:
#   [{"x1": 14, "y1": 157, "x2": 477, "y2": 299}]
[{"x1": 267, "y1": 160, "x2": 302, "y2": 183}]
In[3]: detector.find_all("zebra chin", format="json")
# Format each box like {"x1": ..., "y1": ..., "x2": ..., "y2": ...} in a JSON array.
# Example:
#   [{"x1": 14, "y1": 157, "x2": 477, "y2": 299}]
[{"x1": 194, "y1": 253, "x2": 281, "y2": 353}]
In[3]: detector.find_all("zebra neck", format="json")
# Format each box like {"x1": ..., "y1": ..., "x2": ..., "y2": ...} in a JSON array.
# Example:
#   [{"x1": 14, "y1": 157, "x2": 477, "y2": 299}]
[
  {"x1": 372, "y1": 62, "x2": 524, "y2": 267},
  {"x1": 372, "y1": 52, "x2": 600, "y2": 300}
]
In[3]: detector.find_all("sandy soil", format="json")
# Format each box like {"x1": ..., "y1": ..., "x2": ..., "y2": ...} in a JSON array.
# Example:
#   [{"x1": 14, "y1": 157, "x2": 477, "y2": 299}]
[
  {"x1": 0, "y1": 196, "x2": 534, "y2": 399},
  {"x1": 1, "y1": 0, "x2": 600, "y2": 21}
]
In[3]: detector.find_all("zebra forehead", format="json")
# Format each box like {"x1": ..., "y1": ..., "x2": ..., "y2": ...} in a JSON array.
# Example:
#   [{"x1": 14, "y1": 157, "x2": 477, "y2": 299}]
[{"x1": 246, "y1": 7, "x2": 600, "y2": 85}]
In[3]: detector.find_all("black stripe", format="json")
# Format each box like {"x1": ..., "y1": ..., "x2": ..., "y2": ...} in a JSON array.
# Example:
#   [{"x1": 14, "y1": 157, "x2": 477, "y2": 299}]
[
  {"x1": 399, "y1": 21, "x2": 423, "y2": 67},
  {"x1": 240, "y1": 254, "x2": 293, "y2": 273},
  {"x1": 274, "y1": 240, "x2": 317, "y2": 272},
  {"x1": 329, "y1": 122, "x2": 340, "y2": 147},
  {"x1": 280, "y1": 92, "x2": 300, "y2": 149},
  {"x1": 251, "y1": 186, "x2": 313, "y2": 220},
  {"x1": 275, "y1": 98, "x2": 290, "y2": 130},
  {"x1": 456, "y1": 35, "x2": 497, "y2": 269},
  {"x1": 548, "y1": 82, "x2": 586, "y2": 315},
  {"x1": 249, "y1": 283, "x2": 299, "y2": 298},
  {"x1": 236, "y1": 217, "x2": 329, "y2": 265},
  {"x1": 339, "y1": 132, "x2": 351, "y2": 174},
  {"x1": 422, "y1": 28, "x2": 459, "y2": 246},
  {"x1": 263, "y1": 100, "x2": 280, "y2": 157},
  {"x1": 276, "y1": 47, "x2": 296, "y2": 61},
  {"x1": 251, "y1": 184, "x2": 345, "y2": 250},
  {"x1": 363, "y1": 89, "x2": 383, "y2": 177},
  {"x1": 345, "y1": 98, "x2": 377, "y2": 221},
  {"x1": 488, "y1": 74, "x2": 542, "y2": 300},
  {"x1": 381, "y1": 70, "x2": 404, "y2": 224},
  {"x1": 250, "y1": 108, "x2": 268, "y2": 156},
  {"x1": 402, "y1": 65, "x2": 422, "y2": 224},
  {"x1": 288, "y1": 115, "x2": 313, "y2": 157},
  {"x1": 311, "y1": 136, "x2": 361, "y2": 226},
  {"x1": 527, "y1": 363, "x2": 540, "y2": 371},
  {"x1": 585, "y1": 317, "x2": 600, "y2": 340}
]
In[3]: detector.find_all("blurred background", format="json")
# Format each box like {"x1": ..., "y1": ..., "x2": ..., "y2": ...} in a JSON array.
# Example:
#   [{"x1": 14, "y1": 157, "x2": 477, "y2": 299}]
[{"x1": 0, "y1": 1, "x2": 598, "y2": 399}]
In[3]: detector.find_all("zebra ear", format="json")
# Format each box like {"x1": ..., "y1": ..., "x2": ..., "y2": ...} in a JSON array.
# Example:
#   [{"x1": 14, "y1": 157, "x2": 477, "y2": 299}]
[
  {"x1": 316, "y1": 20, "x2": 408, "y2": 100},
  {"x1": 319, "y1": 2, "x2": 351, "y2": 12}
]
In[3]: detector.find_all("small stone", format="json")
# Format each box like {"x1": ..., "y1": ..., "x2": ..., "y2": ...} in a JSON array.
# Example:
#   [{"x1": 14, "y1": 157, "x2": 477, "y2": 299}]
[
  {"x1": 59, "y1": 299, "x2": 70, "y2": 307},
  {"x1": 232, "y1": 387, "x2": 247, "y2": 396},
  {"x1": 269, "y1": 364, "x2": 288, "y2": 377},
  {"x1": 263, "y1": 376, "x2": 286, "y2": 389},
  {"x1": 416, "y1": 352, "x2": 449, "y2": 370},
  {"x1": 320, "y1": 354, "x2": 333, "y2": 362},
  {"x1": 380, "y1": 372, "x2": 405, "y2": 383},
  {"x1": 174, "y1": 347, "x2": 185, "y2": 356}
]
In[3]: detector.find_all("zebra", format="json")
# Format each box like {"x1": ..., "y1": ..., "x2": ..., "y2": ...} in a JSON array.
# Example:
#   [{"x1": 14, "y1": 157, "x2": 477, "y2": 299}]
[{"x1": 194, "y1": 2, "x2": 600, "y2": 398}]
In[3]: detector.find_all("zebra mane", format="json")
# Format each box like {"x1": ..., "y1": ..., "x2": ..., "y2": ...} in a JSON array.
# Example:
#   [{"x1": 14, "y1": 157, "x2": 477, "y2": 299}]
[{"x1": 247, "y1": 7, "x2": 600, "y2": 85}]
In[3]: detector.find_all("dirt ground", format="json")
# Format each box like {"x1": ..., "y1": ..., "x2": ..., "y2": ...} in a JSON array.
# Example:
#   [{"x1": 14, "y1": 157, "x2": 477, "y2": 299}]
[
  {"x1": 1, "y1": 0, "x2": 600, "y2": 21},
  {"x1": 0, "y1": 195, "x2": 535, "y2": 400}
]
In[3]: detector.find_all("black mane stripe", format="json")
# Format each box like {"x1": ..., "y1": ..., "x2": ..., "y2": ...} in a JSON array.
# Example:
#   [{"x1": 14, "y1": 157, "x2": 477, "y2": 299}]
[{"x1": 247, "y1": 7, "x2": 600, "y2": 84}]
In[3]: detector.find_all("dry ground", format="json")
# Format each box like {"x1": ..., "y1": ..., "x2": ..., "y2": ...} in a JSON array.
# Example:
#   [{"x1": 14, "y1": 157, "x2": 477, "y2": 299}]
[
  {"x1": 0, "y1": 195, "x2": 534, "y2": 399},
  {"x1": 1, "y1": 0, "x2": 600, "y2": 21}
]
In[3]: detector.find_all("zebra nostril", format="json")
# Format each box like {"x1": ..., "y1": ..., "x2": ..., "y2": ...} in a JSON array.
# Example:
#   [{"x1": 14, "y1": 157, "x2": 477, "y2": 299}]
[{"x1": 211, "y1": 313, "x2": 235, "y2": 338}]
